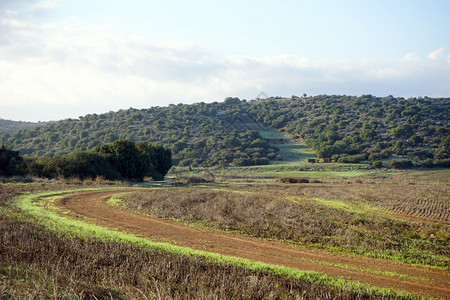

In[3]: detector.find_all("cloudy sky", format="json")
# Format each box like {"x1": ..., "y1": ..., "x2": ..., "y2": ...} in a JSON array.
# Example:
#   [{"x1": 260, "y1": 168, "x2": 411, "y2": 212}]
[{"x1": 1, "y1": 0, "x2": 449, "y2": 121}]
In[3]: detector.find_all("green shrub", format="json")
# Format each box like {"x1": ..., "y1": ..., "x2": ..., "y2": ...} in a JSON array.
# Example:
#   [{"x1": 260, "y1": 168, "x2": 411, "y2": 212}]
[
  {"x1": 388, "y1": 159, "x2": 413, "y2": 169},
  {"x1": 371, "y1": 161, "x2": 383, "y2": 169}
]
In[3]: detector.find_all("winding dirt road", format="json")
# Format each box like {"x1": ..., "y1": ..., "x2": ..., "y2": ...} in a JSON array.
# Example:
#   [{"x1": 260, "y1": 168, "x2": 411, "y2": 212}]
[{"x1": 54, "y1": 190, "x2": 450, "y2": 299}]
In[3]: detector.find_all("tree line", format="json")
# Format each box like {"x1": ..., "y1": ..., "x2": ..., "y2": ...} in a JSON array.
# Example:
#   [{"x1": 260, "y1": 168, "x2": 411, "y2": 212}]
[{"x1": 0, "y1": 140, "x2": 172, "y2": 181}]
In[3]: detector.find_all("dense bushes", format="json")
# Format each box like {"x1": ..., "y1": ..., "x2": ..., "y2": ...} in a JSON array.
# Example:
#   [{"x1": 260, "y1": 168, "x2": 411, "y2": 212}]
[
  {"x1": 2, "y1": 140, "x2": 172, "y2": 181},
  {"x1": 0, "y1": 99, "x2": 279, "y2": 167},
  {"x1": 247, "y1": 95, "x2": 449, "y2": 165},
  {"x1": 27, "y1": 152, "x2": 119, "y2": 180}
]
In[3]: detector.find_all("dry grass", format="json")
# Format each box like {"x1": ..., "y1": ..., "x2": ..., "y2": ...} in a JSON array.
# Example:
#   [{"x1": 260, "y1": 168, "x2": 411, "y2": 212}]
[
  {"x1": 1, "y1": 177, "x2": 448, "y2": 298},
  {"x1": 1, "y1": 210, "x2": 382, "y2": 299},
  {"x1": 121, "y1": 183, "x2": 449, "y2": 268},
  {"x1": 1, "y1": 182, "x2": 405, "y2": 299},
  {"x1": 284, "y1": 181, "x2": 450, "y2": 223}
]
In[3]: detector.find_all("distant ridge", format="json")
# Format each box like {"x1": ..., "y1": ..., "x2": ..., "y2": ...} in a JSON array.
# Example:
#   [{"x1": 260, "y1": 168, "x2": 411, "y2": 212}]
[{"x1": 0, "y1": 119, "x2": 46, "y2": 135}]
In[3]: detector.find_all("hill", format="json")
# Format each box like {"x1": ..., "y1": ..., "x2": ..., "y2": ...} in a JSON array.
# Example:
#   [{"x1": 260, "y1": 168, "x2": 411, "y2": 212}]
[
  {"x1": 248, "y1": 95, "x2": 449, "y2": 166},
  {"x1": 1, "y1": 95, "x2": 449, "y2": 168},
  {"x1": 0, "y1": 119, "x2": 47, "y2": 135}
]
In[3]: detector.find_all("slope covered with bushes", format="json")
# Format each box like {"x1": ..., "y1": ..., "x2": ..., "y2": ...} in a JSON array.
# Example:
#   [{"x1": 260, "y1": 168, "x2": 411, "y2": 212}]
[{"x1": 1, "y1": 95, "x2": 449, "y2": 168}]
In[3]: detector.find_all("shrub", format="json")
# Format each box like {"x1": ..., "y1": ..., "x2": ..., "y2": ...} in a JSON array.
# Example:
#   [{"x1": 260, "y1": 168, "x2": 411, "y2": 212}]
[
  {"x1": 433, "y1": 158, "x2": 450, "y2": 168},
  {"x1": 187, "y1": 176, "x2": 209, "y2": 184},
  {"x1": 388, "y1": 159, "x2": 413, "y2": 169},
  {"x1": 337, "y1": 153, "x2": 368, "y2": 164},
  {"x1": 279, "y1": 177, "x2": 309, "y2": 183},
  {"x1": 371, "y1": 161, "x2": 383, "y2": 169}
]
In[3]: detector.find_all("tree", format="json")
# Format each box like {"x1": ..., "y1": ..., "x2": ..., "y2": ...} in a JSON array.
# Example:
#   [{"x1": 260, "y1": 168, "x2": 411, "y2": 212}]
[
  {"x1": 224, "y1": 97, "x2": 241, "y2": 105},
  {"x1": 389, "y1": 159, "x2": 413, "y2": 169},
  {"x1": 409, "y1": 135, "x2": 423, "y2": 145},
  {"x1": 391, "y1": 124, "x2": 413, "y2": 139},
  {"x1": 0, "y1": 144, "x2": 23, "y2": 176},
  {"x1": 96, "y1": 140, "x2": 146, "y2": 181},
  {"x1": 372, "y1": 160, "x2": 383, "y2": 168},
  {"x1": 59, "y1": 151, "x2": 120, "y2": 180},
  {"x1": 137, "y1": 142, "x2": 172, "y2": 180}
]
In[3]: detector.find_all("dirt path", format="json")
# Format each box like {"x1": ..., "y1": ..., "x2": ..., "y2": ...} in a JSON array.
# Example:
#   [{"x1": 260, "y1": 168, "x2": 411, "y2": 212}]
[{"x1": 54, "y1": 190, "x2": 450, "y2": 299}]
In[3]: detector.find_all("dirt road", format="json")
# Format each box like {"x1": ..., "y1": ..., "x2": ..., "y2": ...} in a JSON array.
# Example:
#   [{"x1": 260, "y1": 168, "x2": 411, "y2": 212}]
[{"x1": 54, "y1": 190, "x2": 450, "y2": 299}]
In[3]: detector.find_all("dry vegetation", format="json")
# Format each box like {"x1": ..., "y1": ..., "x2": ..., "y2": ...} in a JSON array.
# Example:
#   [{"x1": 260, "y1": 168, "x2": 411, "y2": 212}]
[
  {"x1": 121, "y1": 182, "x2": 449, "y2": 268},
  {"x1": 1, "y1": 183, "x2": 406, "y2": 299},
  {"x1": 2, "y1": 217, "x2": 379, "y2": 299},
  {"x1": 275, "y1": 181, "x2": 449, "y2": 222}
]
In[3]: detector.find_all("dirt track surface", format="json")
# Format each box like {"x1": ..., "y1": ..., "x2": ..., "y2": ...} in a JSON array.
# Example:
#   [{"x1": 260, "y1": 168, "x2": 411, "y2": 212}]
[{"x1": 55, "y1": 190, "x2": 450, "y2": 299}]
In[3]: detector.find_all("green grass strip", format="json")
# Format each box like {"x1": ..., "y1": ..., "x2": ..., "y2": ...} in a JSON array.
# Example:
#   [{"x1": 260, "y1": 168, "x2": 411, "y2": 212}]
[
  {"x1": 14, "y1": 189, "x2": 428, "y2": 300},
  {"x1": 287, "y1": 196, "x2": 387, "y2": 215},
  {"x1": 106, "y1": 194, "x2": 127, "y2": 207}
]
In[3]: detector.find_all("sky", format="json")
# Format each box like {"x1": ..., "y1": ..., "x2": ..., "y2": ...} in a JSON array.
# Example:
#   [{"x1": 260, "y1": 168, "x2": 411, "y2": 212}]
[{"x1": 1, "y1": 0, "x2": 449, "y2": 122}]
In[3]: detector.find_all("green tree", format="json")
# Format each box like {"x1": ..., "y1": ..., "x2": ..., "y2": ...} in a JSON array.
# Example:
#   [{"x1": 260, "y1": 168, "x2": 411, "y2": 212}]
[
  {"x1": 391, "y1": 124, "x2": 413, "y2": 139},
  {"x1": 96, "y1": 140, "x2": 146, "y2": 181},
  {"x1": 389, "y1": 159, "x2": 413, "y2": 169},
  {"x1": 409, "y1": 135, "x2": 423, "y2": 145},
  {"x1": 0, "y1": 144, "x2": 23, "y2": 176},
  {"x1": 59, "y1": 151, "x2": 120, "y2": 180},
  {"x1": 136, "y1": 142, "x2": 172, "y2": 180}
]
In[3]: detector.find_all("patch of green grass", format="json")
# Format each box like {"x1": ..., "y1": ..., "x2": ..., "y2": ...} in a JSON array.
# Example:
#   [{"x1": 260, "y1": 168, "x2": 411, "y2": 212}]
[
  {"x1": 258, "y1": 130, "x2": 285, "y2": 140},
  {"x1": 217, "y1": 163, "x2": 369, "y2": 178},
  {"x1": 12, "y1": 189, "x2": 424, "y2": 299},
  {"x1": 287, "y1": 196, "x2": 387, "y2": 215},
  {"x1": 275, "y1": 143, "x2": 317, "y2": 163},
  {"x1": 315, "y1": 261, "x2": 429, "y2": 282},
  {"x1": 106, "y1": 194, "x2": 128, "y2": 207}
]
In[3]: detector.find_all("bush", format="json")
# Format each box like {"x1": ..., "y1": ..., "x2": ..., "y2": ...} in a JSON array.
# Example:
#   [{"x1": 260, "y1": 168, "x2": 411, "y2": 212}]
[
  {"x1": 279, "y1": 177, "x2": 309, "y2": 183},
  {"x1": 388, "y1": 159, "x2": 413, "y2": 169},
  {"x1": 186, "y1": 176, "x2": 209, "y2": 184},
  {"x1": 371, "y1": 161, "x2": 383, "y2": 169},
  {"x1": 337, "y1": 153, "x2": 368, "y2": 164},
  {"x1": 433, "y1": 158, "x2": 450, "y2": 168}
]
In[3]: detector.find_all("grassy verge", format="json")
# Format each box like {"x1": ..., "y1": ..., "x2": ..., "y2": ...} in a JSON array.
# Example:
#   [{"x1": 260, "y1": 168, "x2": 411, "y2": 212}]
[{"x1": 12, "y1": 189, "x2": 424, "y2": 299}]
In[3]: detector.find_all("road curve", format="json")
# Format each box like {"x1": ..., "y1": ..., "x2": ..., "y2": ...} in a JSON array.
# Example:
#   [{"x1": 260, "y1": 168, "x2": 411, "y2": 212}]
[{"x1": 54, "y1": 190, "x2": 450, "y2": 299}]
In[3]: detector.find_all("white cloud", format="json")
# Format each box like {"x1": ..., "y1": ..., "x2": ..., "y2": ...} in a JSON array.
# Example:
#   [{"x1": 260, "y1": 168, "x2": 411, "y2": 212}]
[
  {"x1": 1, "y1": 8, "x2": 449, "y2": 121},
  {"x1": 427, "y1": 47, "x2": 445, "y2": 61},
  {"x1": 26, "y1": 0, "x2": 61, "y2": 12},
  {"x1": 403, "y1": 52, "x2": 420, "y2": 61}
]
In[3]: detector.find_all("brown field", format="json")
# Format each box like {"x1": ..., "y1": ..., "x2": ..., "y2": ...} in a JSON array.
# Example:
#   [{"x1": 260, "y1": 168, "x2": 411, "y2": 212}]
[
  {"x1": 1, "y1": 172, "x2": 450, "y2": 299},
  {"x1": 2, "y1": 215, "x2": 372, "y2": 299},
  {"x1": 294, "y1": 181, "x2": 449, "y2": 224},
  {"x1": 0, "y1": 183, "x2": 394, "y2": 299},
  {"x1": 121, "y1": 182, "x2": 449, "y2": 266},
  {"x1": 50, "y1": 189, "x2": 450, "y2": 299}
]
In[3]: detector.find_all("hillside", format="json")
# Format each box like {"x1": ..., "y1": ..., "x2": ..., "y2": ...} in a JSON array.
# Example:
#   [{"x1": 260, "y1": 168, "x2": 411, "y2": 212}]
[
  {"x1": 1, "y1": 95, "x2": 449, "y2": 167},
  {"x1": 0, "y1": 119, "x2": 46, "y2": 135},
  {"x1": 248, "y1": 95, "x2": 449, "y2": 166}
]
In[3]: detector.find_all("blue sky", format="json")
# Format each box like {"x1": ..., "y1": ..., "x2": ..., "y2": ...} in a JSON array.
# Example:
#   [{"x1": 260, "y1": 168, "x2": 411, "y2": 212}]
[{"x1": 1, "y1": 0, "x2": 449, "y2": 121}]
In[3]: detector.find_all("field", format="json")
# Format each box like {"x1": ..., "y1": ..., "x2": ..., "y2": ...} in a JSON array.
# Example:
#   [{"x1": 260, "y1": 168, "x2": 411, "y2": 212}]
[{"x1": 1, "y1": 167, "x2": 449, "y2": 299}]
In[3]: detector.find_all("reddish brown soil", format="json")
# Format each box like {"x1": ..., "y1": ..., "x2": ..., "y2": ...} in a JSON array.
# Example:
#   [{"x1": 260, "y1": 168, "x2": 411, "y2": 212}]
[
  {"x1": 54, "y1": 190, "x2": 450, "y2": 299},
  {"x1": 393, "y1": 173, "x2": 409, "y2": 180}
]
